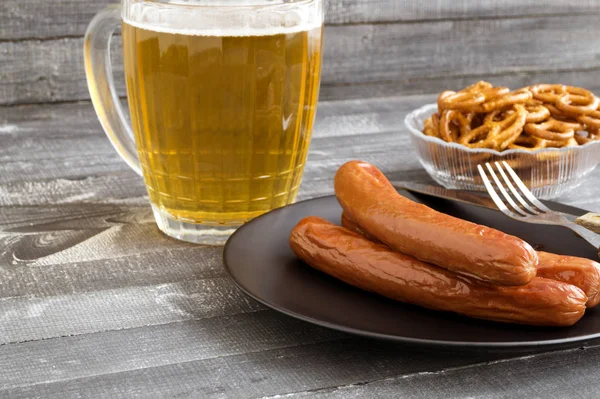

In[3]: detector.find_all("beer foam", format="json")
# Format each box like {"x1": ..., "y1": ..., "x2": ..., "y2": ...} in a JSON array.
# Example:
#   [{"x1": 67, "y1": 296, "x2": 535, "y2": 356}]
[{"x1": 122, "y1": 0, "x2": 323, "y2": 37}]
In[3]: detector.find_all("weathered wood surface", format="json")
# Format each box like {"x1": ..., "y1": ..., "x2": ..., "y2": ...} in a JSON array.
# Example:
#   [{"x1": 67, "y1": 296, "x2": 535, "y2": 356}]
[
  {"x1": 1, "y1": 94, "x2": 600, "y2": 397},
  {"x1": 3, "y1": 0, "x2": 600, "y2": 396},
  {"x1": 3, "y1": 0, "x2": 600, "y2": 41},
  {"x1": 3, "y1": 95, "x2": 599, "y2": 209},
  {"x1": 4, "y1": 13, "x2": 600, "y2": 105},
  {"x1": 276, "y1": 345, "x2": 600, "y2": 398}
]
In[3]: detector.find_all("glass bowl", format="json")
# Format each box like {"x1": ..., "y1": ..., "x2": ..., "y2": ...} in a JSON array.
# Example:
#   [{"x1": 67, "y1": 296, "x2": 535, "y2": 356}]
[{"x1": 404, "y1": 104, "x2": 600, "y2": 199}]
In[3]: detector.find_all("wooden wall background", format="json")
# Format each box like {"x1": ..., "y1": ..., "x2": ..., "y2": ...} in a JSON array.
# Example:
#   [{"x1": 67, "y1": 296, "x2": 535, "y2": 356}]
[{"x1": 2, "y1": 0, "x2": 600, "y2": 106}]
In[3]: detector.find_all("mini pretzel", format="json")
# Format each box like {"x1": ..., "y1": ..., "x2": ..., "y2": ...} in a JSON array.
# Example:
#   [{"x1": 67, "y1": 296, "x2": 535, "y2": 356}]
[
  {"x1": 574, "y1": 129, "x2": 600, "y2": 145},
  {"x1": 576, "y1": 107, "x2": 600, "y2": 129},
  {"x1": 423, "y1": 113, "x2": 441, "y2": 138},
  {"x1": 524, "y1": 101, "x2": 550, "y2": 123},
  {"x1": 439, "y1": 111, "x2": 460, "y2": 142},
  {"x1": 475, "y1": 86, "x2": 510, "y2": 101},
  {"x1": 556, "y1": 87, "x2": 600, "y2": 116},
  {"x1": 483, "y1": 108, "x2": 513, "y2": 124},
  {"x1": 438, "y1": 90, "x2": 486, "y2": 112},
  {"x1": 426, "y1": 82, "x2": 600, "y2": 151},
  {"x1": 524, "y1": 118, "x2": 578, "y2": 141},
  {"x1": 463, "y1": 81, "x2": 494, "y2": 92},
  {"x1": 508, "y1": 134, "x2": 546, "y2": 150},
  {"x1": 545, "y1": 103, "x2": 576, "y2": 121},
  {"x1": 459, "y1": 104, "x2": 527, "y2": 150},
  {"x1": 528, "y1": 84, "x2": 567, "y2": 103},
  {"x1": 477, "y1": 88, "x2": 532, "y2": 113},
  {"x1": 439, "y1": 110, "x2": 474, "y2": 142},
  {"x1": 542, "y1": 137, "x2": 577, "y2": 148},
  {"x1": 456, "y1": 112, "x2": 475, "y2": 136}
]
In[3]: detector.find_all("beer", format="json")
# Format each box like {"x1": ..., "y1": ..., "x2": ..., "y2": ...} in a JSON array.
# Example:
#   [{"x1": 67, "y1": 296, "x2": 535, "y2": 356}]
[{"x1": 122, "y1": 20, "x2": 323, "y2": 226}]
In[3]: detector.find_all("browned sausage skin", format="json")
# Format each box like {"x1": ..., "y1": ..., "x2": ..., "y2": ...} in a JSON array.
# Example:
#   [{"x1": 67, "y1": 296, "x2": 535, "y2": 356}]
[
  {"x1": 536, "y1": 252, "x2": 600, "y2": 308},
  {"x1": 334, "y1": 161, "x2": 537, "y2": 286},
  {"x1": 290, "y1": 217, "x2": 586, "y2": 326},
  {"x1": 342, "y1": 212, "x2": 600, "y2": 308}
]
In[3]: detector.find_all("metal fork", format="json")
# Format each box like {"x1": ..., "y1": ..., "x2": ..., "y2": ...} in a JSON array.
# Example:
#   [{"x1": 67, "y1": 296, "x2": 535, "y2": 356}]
[{"x1": 478, "y1": 161, "x2": 600, "y2": 256}]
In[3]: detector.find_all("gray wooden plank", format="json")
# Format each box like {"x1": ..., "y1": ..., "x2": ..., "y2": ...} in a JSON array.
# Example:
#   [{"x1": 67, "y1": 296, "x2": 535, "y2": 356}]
[
  {"x1": 0, "y1": 245, "x2": 225, "y2": 299},
  {"x1": 0, "y1": 173, "x2": 146, "y2": 206},
  {"x1": 3, "y1": 0, "x2": 600, "y2": 41},
  {"x1": 319, "y1": 69, "x2": 600, "y2": 102},
  {"x1": 321, "y1": 16, "x2": 600, "y2": 86},
  {"x1": 2, "y1": 95, "x2": 600, "y2": 210},
  {"x1": 3, "y1": 15, "x2": 600, "y2": 105},
  {"x1": 0, "y1": 94, "x2": 427, "y2": 195},
  {"x1": 0, "y1": 212, "x2": 193, "y2": 268},
  {"x1": 0, "y1": 311, "x2": 345, "y2": 390},
  {"x1": 275, "y1": 345, "x2": 600, "y2": 399},
  {"x1": 0, "y1": 277, "x2": 264, "y2": 345},
  {"x1": 0, "y1": 336, "x2": 525, "y2": 399},
  {"x1": 0, "y1": 94, "x2": 418, "y2": 186},
  {"x1": 326, "y1": 0, "x2": 600, "y2": 25}
]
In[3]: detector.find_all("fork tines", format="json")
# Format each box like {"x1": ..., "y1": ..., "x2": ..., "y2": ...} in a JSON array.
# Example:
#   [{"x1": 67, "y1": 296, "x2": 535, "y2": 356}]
[{"x1": 477, "y1": 161, "x2": 551, "y2": 218}]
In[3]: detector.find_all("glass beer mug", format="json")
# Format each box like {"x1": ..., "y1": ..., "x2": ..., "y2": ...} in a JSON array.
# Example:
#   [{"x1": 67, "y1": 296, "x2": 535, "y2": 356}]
[{"x1": 84, "y1": 0, "x2": 324, "y2": 245}]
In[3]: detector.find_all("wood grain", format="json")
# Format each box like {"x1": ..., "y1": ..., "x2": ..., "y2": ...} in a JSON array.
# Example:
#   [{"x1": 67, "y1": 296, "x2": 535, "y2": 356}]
[
  {"x1": 0, "y1": 276, "x2": 266, "y2": 345},
  {"x1": 2, "y1": 96, "x2": 600, "y2": 210},
  {"x1": 0, "y1": 95, "x2": 430, "y2": 195},
  {"x1": 320, "y1": 69, "x2": 600, "y2": 102},
  {"x1": 3, "y1": 0, "x2": 600, "y2": 41},
  {"x1": 1, "y1": 91, "x2": 600, "y2": 397},
  {"x1": 0, "y1": 311, "x2": 346, "y2": 390},
  {"x1": 274, "y1": 344, "x2": 600, "y2": 398},
  {"x1": 3, "y1": 15, "x2": 600, "y2": 105},
  {"x1": 1, "y1": 95, "x2": 599, "y2": 347},
  {"x1": 0, "y1": 337, "x2": 522, "y2": 398}
]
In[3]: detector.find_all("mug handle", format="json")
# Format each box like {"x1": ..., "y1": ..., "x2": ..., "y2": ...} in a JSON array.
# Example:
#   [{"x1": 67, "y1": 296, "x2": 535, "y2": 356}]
[{"x1": 84, "y1": 5, "x2": 142, "y2": 176}]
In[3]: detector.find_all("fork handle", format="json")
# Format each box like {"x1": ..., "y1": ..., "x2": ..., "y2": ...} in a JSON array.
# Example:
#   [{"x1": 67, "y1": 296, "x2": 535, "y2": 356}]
[
  {"x1": 564, "y1": 220, "x2": 600, "y2": 258},
  {"x1": 575, "y1": 213, "x2": 600, "y2": 235}
]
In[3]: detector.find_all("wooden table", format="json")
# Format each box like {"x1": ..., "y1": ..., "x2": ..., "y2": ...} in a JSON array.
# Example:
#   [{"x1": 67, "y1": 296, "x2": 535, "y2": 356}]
[
  {"x1": 2, "y1": 93, "x2": 600, "y2": 398},
  {"x1": 3, "y1": 1, "x2": 600, "y2": 397}
]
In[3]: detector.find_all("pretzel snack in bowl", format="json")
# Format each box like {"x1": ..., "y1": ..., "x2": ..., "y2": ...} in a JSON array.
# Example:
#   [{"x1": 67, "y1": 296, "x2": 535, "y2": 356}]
[{"x1": 424, "y1": 82, "x2": 600, "y2": 151}]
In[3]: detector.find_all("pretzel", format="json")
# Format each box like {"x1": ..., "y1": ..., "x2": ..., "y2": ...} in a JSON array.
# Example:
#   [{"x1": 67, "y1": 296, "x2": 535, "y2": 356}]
[
  {"x1": 556, "y1": 87, "x2": 600, "y2": 116},
  {"x1": 439, "y1": 110, "x2": 461, "y2": 142},
  {"x1": 576, "y1": 107, "x2": 600, "y2": 129},
  {"x1": 438, "y1": 81, "x2": 507, "y2": 112},
  {"x1": 464, "y1": 81, "x2": 494, "y2": 92},
  {"x1": 545, "y1": 103, "x2": 576, "y2": 121},
  {"x1": 528, "y1": 84, "x2": 567, "y2": 103},
  {"x1": 458, "y1": 104, "x2": 527, "y2": 150},
  {"x1": 524, "y1": 118, "x2": 579, "y2": 142},
  {"x1": 438, "y1": 90, "x2": 486, "y2": 112},
  {"x1": 424, "y1": 113, "x2": 441, "y2": 138},
  {"x1": 424, "y1": 82, "x2": 600, "y2": 151},
  {"x1": 524, "y1": 101, "x2": 550, "y2": 123},
  {"x1": 508, "y1": 134, "x2": 546, "y2": 150},
  {"x1": 575, "y1": 129, "x2": 600, "y2": 145},
  {"x1": 477, "y1": 88, "x2": 532, "y2": 113},
  {"x1": 545, "y1": 137, "x2": 579, "y2": 148}
]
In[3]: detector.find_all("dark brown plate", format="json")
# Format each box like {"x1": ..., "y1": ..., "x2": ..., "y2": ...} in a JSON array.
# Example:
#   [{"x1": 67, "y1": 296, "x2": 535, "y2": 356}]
[{"x1": 223, "y1": 192, "x2": 600, "y2": 353}]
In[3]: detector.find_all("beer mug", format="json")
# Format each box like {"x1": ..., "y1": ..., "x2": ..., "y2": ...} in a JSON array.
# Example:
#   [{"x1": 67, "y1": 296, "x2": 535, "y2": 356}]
[{"x1": 84, "y1": 0, "x2": 324, "y2": 245}]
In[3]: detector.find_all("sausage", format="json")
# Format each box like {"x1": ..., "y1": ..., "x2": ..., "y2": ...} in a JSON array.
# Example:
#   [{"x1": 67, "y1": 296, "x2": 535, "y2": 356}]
[
  {"x1": 342, "y1": 212, "x2": 600, "y2": 308},
  {"x1": 290, "y1": 216, "x2": 586, "y2": 326},
  {"x1": 536, "y1": 252, "x2": 600, "y2": 308},
  {"x1": 334, "y1": 161, "x2": 537, "y2": 286},
  {"x1": 341, "y1": 211, "x2": 379, "y2": 242}
]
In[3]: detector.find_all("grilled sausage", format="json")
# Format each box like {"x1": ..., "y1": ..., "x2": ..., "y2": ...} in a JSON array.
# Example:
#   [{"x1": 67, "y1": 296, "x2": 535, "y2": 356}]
[
  {"x1": 342, "y1": 212, "x2": 600, "y2": 308},
  {"x1": 536, "y1": 251, "x2": 600, "y2": 308},
  {"x1": 290, "y1": 216, "x2": 586, "y2": 326},
  {"x1": 334, "y1": 161, "x2": 537, "y2": 286}
]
